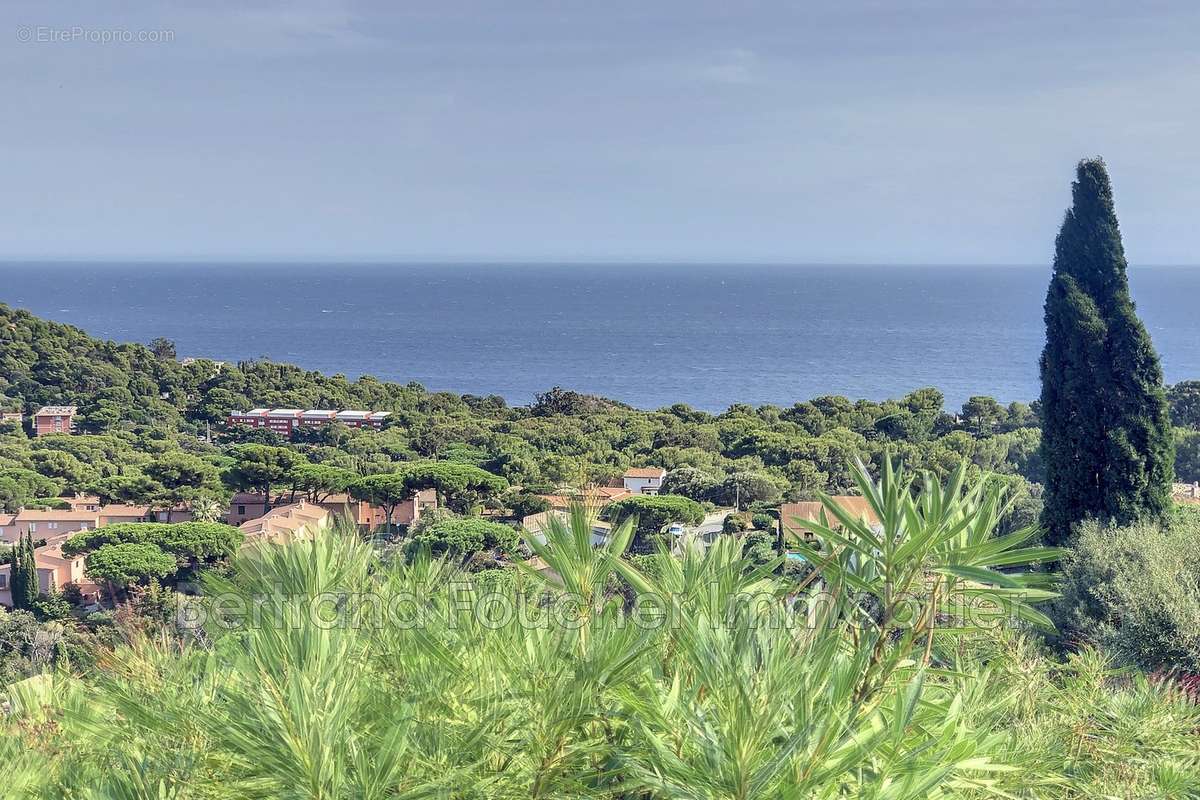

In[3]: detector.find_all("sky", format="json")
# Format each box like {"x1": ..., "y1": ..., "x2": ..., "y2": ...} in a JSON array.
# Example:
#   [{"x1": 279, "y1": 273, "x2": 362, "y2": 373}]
[{"x1": 2, "y1": 1, "x2": 1199, "y2": 264}]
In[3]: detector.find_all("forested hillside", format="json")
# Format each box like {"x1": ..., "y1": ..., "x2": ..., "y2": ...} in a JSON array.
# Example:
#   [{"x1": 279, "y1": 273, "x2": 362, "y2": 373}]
[{"x1": 5, "y1": 301, "x2": 1200, "y2": 515}]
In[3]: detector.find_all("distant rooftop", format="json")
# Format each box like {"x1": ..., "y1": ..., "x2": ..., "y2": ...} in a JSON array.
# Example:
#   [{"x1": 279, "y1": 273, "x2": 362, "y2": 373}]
[
  {"x1": 34, "y1": 405, "x2": 77, "y2": 416},
  {"x1": 624, "y1": 467, "x2": 666, "y2": 478},
  {"x1": 232, "y1": 408, "x2": 389, "y2": 420}
]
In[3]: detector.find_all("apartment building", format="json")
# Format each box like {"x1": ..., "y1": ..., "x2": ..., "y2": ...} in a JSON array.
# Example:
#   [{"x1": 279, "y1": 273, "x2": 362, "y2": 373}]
[{"x1": 227, "y1": 408, "x2": 392, "y2": 436}]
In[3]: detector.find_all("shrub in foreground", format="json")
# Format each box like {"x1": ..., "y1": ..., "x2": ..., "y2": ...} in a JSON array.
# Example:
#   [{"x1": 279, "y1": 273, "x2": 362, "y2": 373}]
[
  {"x1": 1053, "y1": 517, "x2": 1200, "y2": 672},
  {"x1": 0, "y1": 458, "x2": 1087, "y2": 798}
]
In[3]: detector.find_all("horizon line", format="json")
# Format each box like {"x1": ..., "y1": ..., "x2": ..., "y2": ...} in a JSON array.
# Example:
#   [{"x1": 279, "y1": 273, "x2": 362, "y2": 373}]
[{"x1": 3, "y1": 257, "x2": 1200, "y2": 269}]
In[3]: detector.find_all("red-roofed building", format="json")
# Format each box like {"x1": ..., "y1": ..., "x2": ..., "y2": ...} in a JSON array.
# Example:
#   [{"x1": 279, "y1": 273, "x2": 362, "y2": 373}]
[
  {"x1": 538, "y1": 486, "x2": 631, "y2": 511},
  {"x1": 778, "y1": 497, "x2": 880, "y2": 546},
  {"x1": 33, "y1": 406, "x2": 77, "y2": 436},
  {"x1": 0, "y1": 532, "x2": 101, "y2": 607},
  {"x1": 2, "y1": 509, "x2": 101, "y2": 545},
  {"x1": 225, "y1": 490, "x2": 436, "y2": 530}
]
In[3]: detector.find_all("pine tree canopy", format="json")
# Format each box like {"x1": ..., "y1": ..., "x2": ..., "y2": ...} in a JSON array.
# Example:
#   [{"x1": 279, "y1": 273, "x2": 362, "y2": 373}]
[{"x1": 1039, "y1": 158, "x2": 1173, "y2": 545}]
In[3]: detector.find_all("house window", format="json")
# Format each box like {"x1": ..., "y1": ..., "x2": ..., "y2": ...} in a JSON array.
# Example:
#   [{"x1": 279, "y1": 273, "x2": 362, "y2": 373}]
[
  {"x1": 0, "y1": 574, "x2": 7, "y2": 588},
  {"x1": 28, "y1": 523, "x2": 36, "y2": 533},
  {"x1": 237, "y1": 505, "x2": 246, "y2": 515}
]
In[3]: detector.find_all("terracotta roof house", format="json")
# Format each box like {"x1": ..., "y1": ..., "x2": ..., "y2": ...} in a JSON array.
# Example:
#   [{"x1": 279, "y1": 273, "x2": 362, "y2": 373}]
[
  {"x1": 226, "y1": 489, "x2": 436, "y2": 531},
  {"x1": 2, "y1": 509, "x2": 101, "y2": 545},
  {"x1": 0, "y1": 532, "x2": 100, "y2": 607},
  {"x1": 317, "y1": 490, "x2": 436, "y2": 530},
  {"x1": 98, "y1": 505, "x2": 156, "y2": 526},
  {"x1": 238, "y1": 500, "x2": 331, "y2": 544},
  {"x1": 64, "y1": 494, "x2": 102, "y2": 512},
  {"x1": 226, "y1": 492, "x2": 272, "y2": 526},
  {"x1": 522, "y1": 510, "x2": 613, "y2": 547},
  {"x1": 538, "y1": 486, "x2": 631, "y2": 511},
  {"x1": 778, "y1": 497, "x2": 880, "y2": 546},
  {"x1": 33, "y1": 406, "x2": 77, "y2": 436}
]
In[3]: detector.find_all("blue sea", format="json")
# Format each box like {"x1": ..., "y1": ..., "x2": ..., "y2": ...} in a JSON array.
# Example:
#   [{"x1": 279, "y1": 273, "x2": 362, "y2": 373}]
[{"x1": 3, "y1": 262, "x2": 1199, "y2": 412}]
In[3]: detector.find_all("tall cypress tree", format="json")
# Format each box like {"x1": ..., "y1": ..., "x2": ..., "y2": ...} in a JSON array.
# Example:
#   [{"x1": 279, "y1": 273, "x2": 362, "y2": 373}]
[
  {"x1": 6, "y1": 541, "x2": 21, "y2": 607},
  {"x1": 10, "y1": 533, "x2": 37, "y2": 610},
  {"x1": 21, "y1": 533, "x2": 39, "y2": 608},
  {"x1": 1039, "y1": 158, "x2": 1174, "y2": 546}
]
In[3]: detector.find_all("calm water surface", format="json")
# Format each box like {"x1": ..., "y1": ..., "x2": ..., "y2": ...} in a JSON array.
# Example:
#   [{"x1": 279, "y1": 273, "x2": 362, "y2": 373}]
[{"x1": 3, "y1": 262, "x2": 1198, "y2": 411}]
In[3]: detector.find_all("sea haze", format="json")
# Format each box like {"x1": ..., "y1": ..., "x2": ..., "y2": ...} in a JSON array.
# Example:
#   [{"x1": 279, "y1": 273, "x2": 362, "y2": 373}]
[{"x1": 3, "y1": 262, "x2": 1198, "y2": 412}]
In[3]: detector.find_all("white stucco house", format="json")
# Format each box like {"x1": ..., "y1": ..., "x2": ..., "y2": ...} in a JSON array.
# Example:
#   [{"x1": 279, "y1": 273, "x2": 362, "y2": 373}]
[{"x1": 622, "y1": 467, "x2": 666, "y2": 495}]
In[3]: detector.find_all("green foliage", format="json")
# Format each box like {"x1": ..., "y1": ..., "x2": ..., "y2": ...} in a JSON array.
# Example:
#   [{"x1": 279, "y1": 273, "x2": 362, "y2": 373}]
[
  {"x1": 960, "y1": 395, "x2": 1005, "y2": 436},
  {"x1": 1174, "y1": 427, "x2": 1200, "y2": 483},
  {"x1": 29, "y1": 449, "x2": 96, "y2": 491},
  {"x1": 0, "y1": 302, "x2": 1068, "y2": 537},
  {"x1": 531, "y1": 385, "x2": 616, "y2": 416},
  {"x1": 605, "y1": 493, "x2": 704, "y2": 551},
  {"x1": 225, "y1": 444, "x2": 306, "y2": 506},
  {"x1": 722, "y1": 511, "x2": 750, "y2": 534},
  {"x1": 142, "y1": 451, "x2": 224, "y2": 515},
  {"x1": 1053, "y1": 517, "x2": 1200, "y2": 672},
  {"x1": 1039, "y1": 159, "x2": 1174, "y2": 545},
  {"x1": 8, "y1": 534, "x2": 39, "y2": 610},
  {"x1": 714, "y1": 469, "x2": 784, "y2": 509},
  {"x1": 659, "y1": 465, "x2": 720, "y2": 502},
  {"x1": 63, "y1": 522, "x2": 242, "y2": 592},
  {"x1": 504, "y1": 490, "x2": 550, "y2": 519},
  {"x1": 288, "y1": 462, "x2": 355, "y2": 503},
  {"x1": 0, "y1": 468, "x2": 62, "y2": 512},
  {"x1": 396, "y1": 460, "x2": 508, "y2": 513},
  {"x1": 348, "y1": 472, "x2": 413, "y2": 531},
  {"x1": 1168, "y1": 380, "x2": 1200, "y2": 428},
  {"x1": 408, "y1": 516, "x2": 518, "y2": 562},
  {"x1": 740, "y1": 528, "x2": 779, "y2": 568},
  {"x1": 84, "y1": 542, "x2": 176, "y2": 588},
  {"x1": 953, "y1": 635, "x2": 1200, "y2": 798},
  {"x1": 2, "y1": 467, "x2": 1195, "y2": 798},
  {"x1": 30, "y1": 591, "x2": 73, "y2": 622},
  {"x1": 88, "y1": 472, "x2": 162, "y2": 506},
  {"x1": 64, "y1": 522, "x2": 242, "y2": 561},
  {"x1": 0, "y1": 608, "x2": 100, "y2": 685}
]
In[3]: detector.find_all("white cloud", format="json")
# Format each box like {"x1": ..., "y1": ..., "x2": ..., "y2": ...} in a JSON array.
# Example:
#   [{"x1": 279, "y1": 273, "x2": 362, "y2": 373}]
[
  {"x1": 178, "y1": 0, "x2": 379, "y2": 55},
  {"x1": 695, "y1": 47, "x2": 759, "y2": 85}
]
